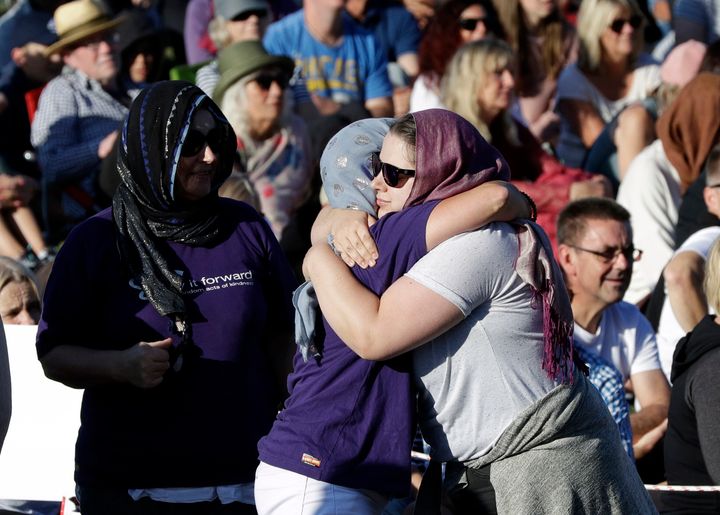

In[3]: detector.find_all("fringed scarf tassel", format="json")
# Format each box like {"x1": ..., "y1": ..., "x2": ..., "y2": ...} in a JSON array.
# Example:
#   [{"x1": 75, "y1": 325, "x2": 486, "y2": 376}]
[{"x1": 531, "y1": 281, "x2": 575, "y2": 384}]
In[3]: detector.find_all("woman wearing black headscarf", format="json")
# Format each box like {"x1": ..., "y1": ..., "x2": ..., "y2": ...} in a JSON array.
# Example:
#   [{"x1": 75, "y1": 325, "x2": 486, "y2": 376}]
[{"x1": 36, "y1": 81, "x2": 296, "y2": 514}]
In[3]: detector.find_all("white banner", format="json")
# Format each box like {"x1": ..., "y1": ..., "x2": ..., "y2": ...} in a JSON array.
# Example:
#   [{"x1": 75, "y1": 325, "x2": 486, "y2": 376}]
[{"x1": 0, "y1": 324, "x2": 81, "y2": 502}]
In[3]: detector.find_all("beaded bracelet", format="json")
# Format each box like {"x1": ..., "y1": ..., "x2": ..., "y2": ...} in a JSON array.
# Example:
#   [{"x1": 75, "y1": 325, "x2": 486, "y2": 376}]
[{"x1": 520, "y1": 191, "x2": 538, "y2": 222}]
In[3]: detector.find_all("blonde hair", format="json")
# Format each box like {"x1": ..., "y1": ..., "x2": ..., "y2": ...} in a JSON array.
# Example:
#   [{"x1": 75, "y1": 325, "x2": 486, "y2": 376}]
[
  {"x1": 704, "y1": 237, "x2": 720, "y2": 314},
  {"x1": 208, "y1": 16, "x2": 233, "y2": 51},
  {"x1": 576, "y1": 0, "x2": 643, "y2": 73},
  {"x1": 441, "y1": 39, "x2": 518, "y2": 144}
]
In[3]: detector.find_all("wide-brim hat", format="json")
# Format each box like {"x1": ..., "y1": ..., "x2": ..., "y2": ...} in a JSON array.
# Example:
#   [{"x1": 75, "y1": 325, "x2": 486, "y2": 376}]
[
  {"x1": 45, "y1": 0, "x2": 124, "y2": 56},
  {"x1": 213, "y1": 40, "x2": 294, "y2": 105}
]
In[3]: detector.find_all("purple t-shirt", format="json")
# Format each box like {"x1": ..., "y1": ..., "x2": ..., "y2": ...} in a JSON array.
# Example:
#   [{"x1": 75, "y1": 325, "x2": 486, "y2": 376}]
[
  {"x1": 258, "y1": 201, "x2": 439, "y2": 497},
  {"x1": 36, "y1": 199, "x2": 296, "y2": 488}
]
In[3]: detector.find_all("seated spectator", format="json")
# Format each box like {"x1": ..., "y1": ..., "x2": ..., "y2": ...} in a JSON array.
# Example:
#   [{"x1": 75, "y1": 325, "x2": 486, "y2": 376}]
[
  {"x1": 556, "y1": 0, "x2": 660, "y2": 182},
  {"x1": 114, "y1": 8, "x2": 167, "y2": 93},
  {"x1": 183, "y1": 0, "x2": 215, "y2": 64},
  {"x1": 0, "y1": 173, "x2": 52, "y2": 269},
  {"x1": 195, "y1": 0, "x2": 270, "y2": 95},
  {"x1": 31, "y1": 0, "x2": 129, "y2": 237},
  {"x1": 673, "y1": 0, "x2": 720, "y2": 45},
  {"x1": 442, "y1": 39, "x2": 610, "y2": 249},
  {"x1": 664, "y1": 237, "x2": 720, "y2": 511},
  {"x1": 495, "y1": 0, "x2": 578, "y2": 144},
  {"x1": 0, "y1": 256, "x2": 40, "y2": 325},
  {"x1": 653, "y1": 39, "x2": 706, "y2": 116},
  {"x1": 345, "y1": 0, "x2": 421, "y2": 115},
  {"x1": 656, "y1": 144, "x2": 720, "y2": 379},
  {"x1": 410, "y1": 0, "x2": 503, "y2": 112},
  {"x1": 617, "y1": 73, "x2": 720, "y2": 306},
  {"x1": 214, "y1": 41, "x2": 312, "y2": 240},
  {"x1": 557, "y1": 198, "x2": 670, "y2": 460},
  {"x1": 263, "y1": 0, "x2": 394, "y2": 118}
]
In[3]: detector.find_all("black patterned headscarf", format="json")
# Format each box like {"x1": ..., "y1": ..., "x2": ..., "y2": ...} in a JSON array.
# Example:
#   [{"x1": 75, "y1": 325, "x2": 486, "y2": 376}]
[{"x1": 113, "y1": 81, "x2": 236, "y2": 324}]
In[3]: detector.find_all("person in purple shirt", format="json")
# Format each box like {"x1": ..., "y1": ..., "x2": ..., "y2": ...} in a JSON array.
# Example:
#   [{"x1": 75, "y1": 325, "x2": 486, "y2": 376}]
[
  {"x1": 255, "y1": 109, "x2": 531, "y2": 514},
  {"x1": 36, "y1": 81, "x2": 296, "y2": 514}
]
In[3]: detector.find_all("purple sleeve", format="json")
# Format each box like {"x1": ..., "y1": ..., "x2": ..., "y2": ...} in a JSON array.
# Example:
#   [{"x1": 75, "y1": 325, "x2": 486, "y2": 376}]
[{"x1": 183, "y1": 0, "x2": 215, "y2": 64}]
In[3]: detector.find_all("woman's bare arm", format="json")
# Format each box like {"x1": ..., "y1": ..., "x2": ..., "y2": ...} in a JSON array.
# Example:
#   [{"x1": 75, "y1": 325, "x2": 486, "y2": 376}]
[
  {"x1": 557, "y1": 98, "x2": 606, "y2": 148},
  {"x1": 425, "y1": 181, "x2": 529, "y2": 250},
  {"x1": 305, "y1": 244, "x2": 463, "y2": 360}
]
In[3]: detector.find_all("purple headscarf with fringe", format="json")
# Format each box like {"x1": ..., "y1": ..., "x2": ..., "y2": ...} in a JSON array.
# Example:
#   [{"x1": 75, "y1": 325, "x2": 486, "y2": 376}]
[
  {"x1": 403, "y1": 109, "x2": 510, "y2": 208},
  {"x1": 403, "y1": 109, "x2": 575, "y2": 384}
]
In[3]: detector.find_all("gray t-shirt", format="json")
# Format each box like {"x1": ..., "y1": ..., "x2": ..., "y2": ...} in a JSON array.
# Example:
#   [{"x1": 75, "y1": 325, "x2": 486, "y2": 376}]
[{"x1": 406, "y1": 223, "x2": 558, "y2": 462}]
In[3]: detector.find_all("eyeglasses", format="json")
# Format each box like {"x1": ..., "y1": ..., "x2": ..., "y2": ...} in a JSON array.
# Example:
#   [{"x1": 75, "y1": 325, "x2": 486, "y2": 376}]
[
  {"x1": 568, "y1": 244, "x2": 643, "y2": 263},
  {"x1": 232, "y1": 8, "x2": 267, "y2": 21},
  {"x1": 181, "y1": 128, "x2": 224, "y2": 157},
  {"x1": 459, "y1": 17, "x2": 486, "y2": 31},
  {"x1": 609, "y1": 14, "x2": 642, "y2": 34},
  {"x1": 371, "y1": 152, "x2": 415, "y2": 187},
  {"x1": 252, "y1": 70, "x2": 290, "y2": 90}
]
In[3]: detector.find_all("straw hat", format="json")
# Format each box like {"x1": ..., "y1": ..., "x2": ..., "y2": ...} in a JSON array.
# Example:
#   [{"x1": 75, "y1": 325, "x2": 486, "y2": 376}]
[
  {"x1": 213, "y1": 40, "x2": 294, "y2": 105},
  {"x1": 44, "y1": 0, "x2": 123, "y2": 56}
]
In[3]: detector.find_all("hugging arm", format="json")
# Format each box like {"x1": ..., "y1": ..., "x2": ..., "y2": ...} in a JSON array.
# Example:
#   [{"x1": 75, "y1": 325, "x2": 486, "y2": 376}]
[
  {"x1": 305, "y1": 244, "x2": 463, "y2": 360},
  {"x1": 314, "y1": 181, "x2": 531, "y2": 268},
  {"x1": 305, "y1": 184, "x2": 531, "y2": 359}
]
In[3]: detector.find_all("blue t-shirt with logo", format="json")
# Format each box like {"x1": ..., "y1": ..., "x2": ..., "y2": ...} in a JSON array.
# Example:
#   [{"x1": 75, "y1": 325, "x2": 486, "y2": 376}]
[
  {"x1": 36, "y1": 199, "x2": 296, "y2": 488},
  {"x1": 263, "y1": 10, "x2": 393, "y2": 104},
  {"x1": 258, "y1": 201, "x2": 439, "y2": 497}
]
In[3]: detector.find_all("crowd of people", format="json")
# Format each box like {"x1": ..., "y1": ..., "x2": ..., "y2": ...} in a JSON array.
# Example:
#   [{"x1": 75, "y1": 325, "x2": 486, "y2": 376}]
[{"x1": 1, "y1": 0, "x2": 720, "y2": 513}]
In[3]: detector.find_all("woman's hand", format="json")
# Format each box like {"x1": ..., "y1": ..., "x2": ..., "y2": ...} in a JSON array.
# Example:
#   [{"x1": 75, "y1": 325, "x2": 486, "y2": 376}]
[
  {"x1": 328, "y1": 209, "x2": 378, "y2": 269},
  {"x1": 119, "y1": 337, "x2": 172, "y2": 388}
]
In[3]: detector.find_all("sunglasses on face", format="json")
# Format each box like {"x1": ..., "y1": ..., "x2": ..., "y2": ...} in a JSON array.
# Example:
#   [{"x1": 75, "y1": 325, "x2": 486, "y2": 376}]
[
  {"x1": 609, "y1": 14, "x2": 642, "y2": 34},
  {"x1": 253, "y1": 70, "x2": 290, "y2": 90},
  {"x1": 371, "y1": 152, "x2": 415, "y2": 187},
  {"x1": 232, "y1": 8, "x2": 267, "y2": 21},
  {"x1": 181, "y1": 128, "x2": 224, "y2": 157},
  {"x1": 459, "y1": 17, "x2": 486, "y2": 31}
]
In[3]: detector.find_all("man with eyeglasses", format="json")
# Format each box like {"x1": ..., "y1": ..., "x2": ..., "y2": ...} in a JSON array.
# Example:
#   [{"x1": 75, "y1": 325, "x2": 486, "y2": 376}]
[
  {"x1": 31, "y1": 0, "x2": 128, "y2": 233},
  {"x1": 557, "y1": 197, "x2": 670, "y2": 462}
]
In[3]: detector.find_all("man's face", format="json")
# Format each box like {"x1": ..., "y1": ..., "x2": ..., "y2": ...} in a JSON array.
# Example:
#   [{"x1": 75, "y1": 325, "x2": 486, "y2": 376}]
[
  {"x1": 561, "y1": 218, "x2": 634, "y2": 310},
  {"x1": 63, "y1": 31, "x2": 117, "y2": 84}
]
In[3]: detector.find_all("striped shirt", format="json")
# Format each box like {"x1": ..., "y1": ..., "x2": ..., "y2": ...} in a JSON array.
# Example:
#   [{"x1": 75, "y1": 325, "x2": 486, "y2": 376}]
[{"x1": 31, "y1": 67, "x2": 129, "y2": 220}]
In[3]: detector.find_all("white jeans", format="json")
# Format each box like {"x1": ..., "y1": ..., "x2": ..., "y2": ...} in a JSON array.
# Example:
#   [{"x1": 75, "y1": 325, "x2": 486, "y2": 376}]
[{"x1": 254, "y1": 462, "x2": 388, "y2": 515}]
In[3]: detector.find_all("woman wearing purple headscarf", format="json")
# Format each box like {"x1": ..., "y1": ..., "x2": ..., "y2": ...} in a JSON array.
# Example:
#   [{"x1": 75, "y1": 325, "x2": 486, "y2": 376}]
[
  {"x1": 294, "y1": 109, "x2": 655, "y2": 514},
  {"x1": 254, "y1": 109, "x2": 531, "y2": 514}
]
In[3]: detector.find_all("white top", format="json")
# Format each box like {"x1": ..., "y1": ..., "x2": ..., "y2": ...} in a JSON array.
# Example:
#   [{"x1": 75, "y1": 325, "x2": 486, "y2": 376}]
[
  {"x1": 573, "y1": 301, "x2": 661, "y2": 383},
  {"x1": 656, "y1": 226, "x2": 720, "y2": 381},
  {"x1": 406, "y1": 224, "x2": 558, "y2": 462},
  {"x1": 555, "y1": 57, "x2": 661, "y2": 167},
  {"x1": 617, "y1": 139, "x2": 682, "y2": 304},
  {"x1": 409, "y1": 73, "x2": 443, "y2": 112}
]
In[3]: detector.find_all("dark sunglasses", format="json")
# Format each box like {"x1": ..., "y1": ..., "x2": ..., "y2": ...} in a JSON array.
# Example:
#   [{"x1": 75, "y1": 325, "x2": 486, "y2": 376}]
[
  {"x1": 253, "y1": 70, "x2": 290, "y2": 90},
  {"x1": 609, "y1": 14, "x2": 642, "y2": 34},
  {"x1": 371, "y1": 152, "x2": 415, "y2": 187},
  {"x1": 181, "y1": 128, "x2": 224, "y2": 157},
  {"x1": 232, "y1": 8, "x2": 267, "y2": 21},
  {"x1": 459, "y1": 17, "x2": 486, "y2": 31}
]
